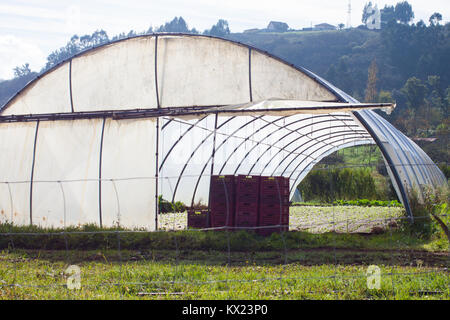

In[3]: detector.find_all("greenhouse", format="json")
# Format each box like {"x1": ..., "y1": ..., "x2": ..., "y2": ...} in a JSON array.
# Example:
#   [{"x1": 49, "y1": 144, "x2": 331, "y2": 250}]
[{"x1": 0, "y1": 34, "x2": 446, "y2": 230}]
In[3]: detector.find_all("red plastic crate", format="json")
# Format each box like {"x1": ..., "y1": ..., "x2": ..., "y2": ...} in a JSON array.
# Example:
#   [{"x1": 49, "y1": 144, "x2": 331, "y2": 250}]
[
  {"x1": 210, "y1": 198, "x2": 235, "y2": 210},
  {"x1": 235, "y1": 216, "x2": 258, "y2": 231},
  {"x1": 210, "y1": 192, "x2": 236, "y2": 199},
  {"x1": 236, "y1": 192, "x2": 259, "y2": 201},
  {"x1": 210, "y1": 175, "x2": 236, "y2": 229},
  {"x1": 259, "y1": 201, "x2": 289, "y2": 209},
  {"x1": 210, "y1": 209, "x2": 235, "y2": 228},
  {"x1": 236, "y1": 200, "x2": 258, "y2": 208},
  {"x1": 236, "y1": 175, "x2": 260, "y2": 193},
  {"x1": 187, "y1": 209, "x2": 210, "y2": 229},
  {"x1": 210, "y1": 176, "x2": 236, "y2": 201},
  {"x1": 235, "y1": 209, "x2": 258, "y2": 219},
  {"x1": 259, "y1": 195, "x2": 289, "y2": 206},
  {"x1": 210, "y1": 216, "x2": 234, "y2": 229},
  {"x1": 259, "y1": 188, "x2": 289, "y2": 197},
  {"x1": 237, "y1": 174, "x2": 260, "y2": 184},
  {"x1": 211, "y1": 175, "x2": 235, "y2": 183},
  {"x1": 259, "y1": 177, "x2": 289, "y2": 206},
  {"x1": 259, "y1": 215, "x2": 289, "y2": 226},
  {"x1": 211, "y1": 202, "x2": 235, "y2": 219},
  {"x1": 260, "y1": 176, "x2": 288, "y2": 186},
  {"x1": 259, "y1": 203, "x2": 289, "y2": 213},
  {"x1": 259, "y1": 213, "x2": 289, "y2": 222},
  {"x1": 260, "y1": 185, "x2": 289, "y2": 194}
]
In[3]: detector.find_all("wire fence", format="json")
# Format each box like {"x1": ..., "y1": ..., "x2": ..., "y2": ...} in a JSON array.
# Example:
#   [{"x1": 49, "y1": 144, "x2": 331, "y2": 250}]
[{"x1": 0, "y1": 161, "x2": 448, "y2": 300}]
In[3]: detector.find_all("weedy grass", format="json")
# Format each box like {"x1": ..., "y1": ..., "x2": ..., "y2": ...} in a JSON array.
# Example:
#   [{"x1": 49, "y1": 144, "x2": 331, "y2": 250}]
[
  {"x1": 0, "y1": 249, "x2": 448, "y2": 300},
  {"x1": 1, "y1": 225, "x2": 448, "y2": 252},
  {"x1": 1, "y1": 205, "x2": 448, "y2": 300}
]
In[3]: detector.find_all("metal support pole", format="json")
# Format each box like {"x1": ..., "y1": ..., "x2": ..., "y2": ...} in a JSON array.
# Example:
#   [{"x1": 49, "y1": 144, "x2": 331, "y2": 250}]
[
  {"x1": 98, "y1": 117, "x2": 106, "y2": 228},
  {"x1": 205, "y1": 113, "x2": 219, "y2": 210},
  {"x1": 29, "y1": 120, "x2": 40, "y2": 226}
]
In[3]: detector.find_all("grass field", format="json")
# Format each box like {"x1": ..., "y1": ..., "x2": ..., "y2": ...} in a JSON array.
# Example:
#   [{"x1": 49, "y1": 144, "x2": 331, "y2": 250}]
[
  {"x1": 1, "y1": 249, "x2": 448, "y2": 300},
  {"x1": 1, "y1": 205, "x2": 449, "y2": 300}
]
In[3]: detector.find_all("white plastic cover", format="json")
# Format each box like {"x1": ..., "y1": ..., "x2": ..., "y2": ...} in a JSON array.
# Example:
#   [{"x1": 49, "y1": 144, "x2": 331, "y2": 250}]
[
  {"x1": 251, "y1": 50, "x2": 336, "y2": 101},
  {"x1": 71, "y1": 37, "x2": 158, "y2": 111},
  {"x1": 32, "y1": 119, "x2": 102, "y2": 227},
  {"x1": 0, "y1": 122, "x2": 37, "y2": 225},
  {"x1": 157, "y1": 36, "x2": 250, "y2": 107},
  {"x1": 1, "y1": 35, "x2": 339, "y2": 116},
  {"x1": 0, "y1": 118, "x2": 157, "y2": 229},
  {"x1": 2, "y1": 63, "x2": 71, "y2": 115},
  {"x1": 101, "y1": 118, "x2": 156, "y2": 230}
]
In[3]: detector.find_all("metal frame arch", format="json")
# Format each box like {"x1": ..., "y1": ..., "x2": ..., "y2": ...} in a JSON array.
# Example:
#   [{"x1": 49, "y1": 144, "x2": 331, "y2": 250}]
[
  {"x1": 286, "y1": 133, "x2": 373, "y2": 194},
  {"x1": 278, "y1": 133, "x2": 371, "y2": 184},
  {"x1": 217, "y1": 115, "x2": 292, "y2": 174},
  {"x1": 282, "y1": 130, "x2": 370, "y2": 179},
  {"x1": 355, "y1": 111, "x2": 418, "y2": 196},
  {"x1": 268, "y1": 129, "x2": 369, "y2": 177},
  {"x1": 220, "y1": 114, "x2": 334, "y2": 174},
  {"x1": 282, "y1": 129, "x2": 370, "y2": 181},
  {"x1": 188, "y1": 114, "x2": 360, "y2": 205},
  {"x1": 221, "y1": 114, "x2": 352, "y2": 175},
  {"x1": 290, "y1": 139, "x2": 375, "y2": 198},
  {"x1": 241, "y1": 123, "x2": 363, "y2": 175},
  {"x1": 363, "y1": 111, "x2": 428, "y2": 191},
  {"x1": 352, "y1": 111, "x2": 414, "y2": 222},
  {"x1": 256, "y1": 117, "x2": 356, "y2": 175},
  {"x1": 159, "y1": 115, "x2": 208, "y2": 171},
  {"x1": 190, "y1": 115, "x2": 293, "y2": 204},
  {"x1": 377, "y1": 117, "x2": 439, "y2": 187},
  {"x1": 170, "y1": 115, "x2": 262, "y2": 203}
]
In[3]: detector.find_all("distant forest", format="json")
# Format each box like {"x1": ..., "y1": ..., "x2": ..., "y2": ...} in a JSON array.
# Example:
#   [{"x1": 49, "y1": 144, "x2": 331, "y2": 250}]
[{"x1": 0, "y1": 1, "x2": 448, "y2": 166}]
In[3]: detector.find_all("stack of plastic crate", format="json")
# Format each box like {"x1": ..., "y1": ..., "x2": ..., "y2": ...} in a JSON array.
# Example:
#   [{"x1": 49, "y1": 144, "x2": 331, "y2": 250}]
[
  {"x1": 187, "y1": 209, "x2": 210, "y2": 229},
  {"x1": 235, "y1": 175, "x2": 260, "y2": 232},
  {"x1": 209, "y1": 175, "x2": 236, "y2": 229},
  {"x1": 258, "y1": 176, "x2": 289, "y2": 236}
]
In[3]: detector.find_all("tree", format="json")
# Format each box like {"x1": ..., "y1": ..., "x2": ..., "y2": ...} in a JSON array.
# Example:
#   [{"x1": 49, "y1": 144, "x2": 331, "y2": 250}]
[
  {"x1": 362, "y1": 2, "x2": 373, "y2": 24},
  {"x1": 204, "y1": 19, "x2": 230, "y2": 37},
  {"x1": 378, "y1": 90, "x2": 394, "y2": 103},
  {"x1": 394, "y1": 1, "x2": 414, "y2": 24},
  {"x1": 156, "y1": 16, "x2": 189, "y2": 33},
  {"x1": 338, "y1": 23, "x2": 345, "y2": 30},
  {"x1": 445, "y1": 87, "x2": 450, "y2": 109},
  {"x1": 429, "y1": 12, "x2": 442, "y2": 26},
  {"x1": 381, "y1": 5, "x2": 396, "y2": 25},
  {"x1": 365, "y1": 59, "x2": 378, "y2": 102},
  {"x1": 401, "y1": 77, "x2": 427, "y2": 109},
  {"x1": 190, "y1": 28, "x2": 200, "y2": 34},
  {"x1": 13, "y1": 63, "x2": 31, "y2": 78},
  {"x1": 325, "y1": 57, "x2": 354, "y2": 95},
  {"x1": 45, "y1": 30, "x2": 110, "y2": 70}
]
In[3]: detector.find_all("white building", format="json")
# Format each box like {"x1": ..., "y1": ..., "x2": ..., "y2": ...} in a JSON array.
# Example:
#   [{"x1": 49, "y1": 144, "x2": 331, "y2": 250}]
[{"x1": 365, "y1": 3, "x2": 381, "y2": 30}]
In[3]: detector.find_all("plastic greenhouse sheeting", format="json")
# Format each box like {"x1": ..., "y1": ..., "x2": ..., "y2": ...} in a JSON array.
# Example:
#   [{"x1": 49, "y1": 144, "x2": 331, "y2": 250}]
[{"x1": 0, "y1": 34, "x2": 446, "y2": 230}]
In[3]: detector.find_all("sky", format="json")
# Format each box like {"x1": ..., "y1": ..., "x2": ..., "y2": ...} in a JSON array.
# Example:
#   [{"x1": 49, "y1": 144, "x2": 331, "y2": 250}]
[{"x1": 0, "y1": 0, "x2": 449, "y2": 80}]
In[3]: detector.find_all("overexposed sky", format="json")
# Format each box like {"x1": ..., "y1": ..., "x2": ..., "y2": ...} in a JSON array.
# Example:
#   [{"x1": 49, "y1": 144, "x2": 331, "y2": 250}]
[{"x1": 0, "y1": 0, "x2": 449, "y2": 80}]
